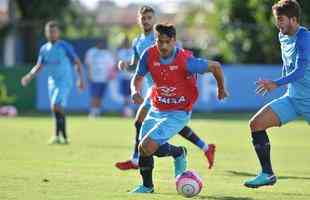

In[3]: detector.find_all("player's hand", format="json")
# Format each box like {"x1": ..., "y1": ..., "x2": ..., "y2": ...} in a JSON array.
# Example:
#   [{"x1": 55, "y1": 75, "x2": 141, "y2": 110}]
[
  {"x1": 217, "y1": 87, "x2": 228, "y2": 100},
  {"x1": 118, "y1": 60, "x2": 129, "y2": 71},
  {"x1": 21, "y1": 73, "x2": 33, "y2": 87},
  {"x1": 255, "y1": 79, "x2": 278, "y2": 96},
  {"x1": 132, "y1": 92, "x2": 144, "y2": 104},
  {"x1": 77, "y1": 79, "x2": 85, "y2": 91}
]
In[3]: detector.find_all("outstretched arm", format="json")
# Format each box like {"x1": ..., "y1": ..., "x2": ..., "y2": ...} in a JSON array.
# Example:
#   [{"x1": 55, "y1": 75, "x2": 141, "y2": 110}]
[
  {"x1": 207, "y1": 61, "x2": 228, "y2": 100},
  {"x1": 187, "y1": 58, "x2": 228, "y2": 100}
]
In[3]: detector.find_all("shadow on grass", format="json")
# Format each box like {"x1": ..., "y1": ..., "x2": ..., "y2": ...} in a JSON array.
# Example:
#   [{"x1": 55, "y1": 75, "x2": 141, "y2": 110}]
[
  {"x1": 157, "y1": 192, "x2": 255, "y2": 200},
  {"x1": 226, "y1": 170, "x2": 310, "y2": 180},
  {"x1": 198, "y1": 196, "x2": 255, "y2": 200}
]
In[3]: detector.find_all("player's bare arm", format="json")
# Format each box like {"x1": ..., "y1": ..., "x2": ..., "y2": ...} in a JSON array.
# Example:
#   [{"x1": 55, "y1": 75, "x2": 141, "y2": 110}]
[
  {"x1": 207, "y1": 60, "x2": 228, "y2": 100},
  {"x1": 21, "y1": 63, "x2": 44, "y2": 87},
  {"x1": 131, "y1": 74, "x2": 144, "y2": 104},
  {"x1": 74, "y1": 58, "x2": 85, "y2": 90}
]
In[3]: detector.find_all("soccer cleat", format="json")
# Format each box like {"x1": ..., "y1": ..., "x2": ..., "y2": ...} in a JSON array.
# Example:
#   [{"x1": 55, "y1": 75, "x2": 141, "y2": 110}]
[
  {"x1": 130, "y1": 185, "x2": 154, "y2": 193},
  {"x1": 115, "y1": 160, "x2": 139, "y2": 170},
  {"x1": 174, "y1": 147, "x2": 187, "y2": 177},
  {"x1": 60, "y1": 138, "x2": 69, "y2": 145},
  {"x1": 204, "y1": 144, "x2": 216, "y2": 169},
  {"x1": 48, "y1": 136, "x2": 61, "y2": 144},
  {"x1": 244, "y1": 172, "x2": 277, "y2": 188}
]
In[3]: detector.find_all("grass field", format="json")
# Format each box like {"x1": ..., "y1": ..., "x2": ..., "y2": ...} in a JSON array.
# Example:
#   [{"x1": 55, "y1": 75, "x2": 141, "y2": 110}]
[{"x1": 0, "y1": 114, "x2": 309, "y2": 200}]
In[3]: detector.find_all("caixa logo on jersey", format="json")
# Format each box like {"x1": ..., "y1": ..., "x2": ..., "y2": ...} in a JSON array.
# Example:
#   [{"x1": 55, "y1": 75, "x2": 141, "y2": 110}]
[
  {"x1": 158, "y1": 86, "x2": 177, "y2": 97},
  {"x1": 157, "y1": 96, "x2": 186, "y2": 105}
]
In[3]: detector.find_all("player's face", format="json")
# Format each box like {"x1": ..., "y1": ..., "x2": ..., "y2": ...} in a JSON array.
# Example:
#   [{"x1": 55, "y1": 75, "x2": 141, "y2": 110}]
[
  {"x1": 138, "y1": 12, "x2": 155, "y2": 33},
  {"x1": 156, "y1": 34, "x2": 176, "y2": 58},
  {"x1": 45, "y1": 27, "x2": 60, "y2": 42},
  {"x1": 273, "y1": 13, "x2": 296, "y2": 35}
]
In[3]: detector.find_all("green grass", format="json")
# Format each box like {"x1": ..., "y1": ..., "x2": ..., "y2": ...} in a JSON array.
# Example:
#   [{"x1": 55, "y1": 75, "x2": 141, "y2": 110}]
[{"x1": 0, "y1": 115, "x2": 309, "y2": 200}]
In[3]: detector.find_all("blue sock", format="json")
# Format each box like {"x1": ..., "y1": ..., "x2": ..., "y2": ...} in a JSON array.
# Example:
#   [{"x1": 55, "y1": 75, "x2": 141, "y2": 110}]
[{"x1": 179, "y1": 126, "x2": 206, "y2": 150}]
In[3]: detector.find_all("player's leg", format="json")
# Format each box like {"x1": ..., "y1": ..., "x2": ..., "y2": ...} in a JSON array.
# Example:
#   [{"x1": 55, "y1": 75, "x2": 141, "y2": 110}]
[
  {"x1": 89, "y1": 82, "x2": 105, "y2": 117},
  {"x1": 141, "y1": 110, "x2": 190, "y2": 177},
  {"x1": 244, "y1": 96, "x2": 299, "y2": 188},
  {"x1": 121, "y1": 78, "x2": 133, "y2": 117},
  {"x1": 131, "y1": 110, "x2": 190, "y2": 193},
  {"x1": 115, "y1": 98, "x2": 150, "y2": 170},
  {"x1": 48, "y1": 85, "x2": 70, "y2": 144},
  {"x1": 178, "y1": 126, "x2": 216, "y2": 169}
]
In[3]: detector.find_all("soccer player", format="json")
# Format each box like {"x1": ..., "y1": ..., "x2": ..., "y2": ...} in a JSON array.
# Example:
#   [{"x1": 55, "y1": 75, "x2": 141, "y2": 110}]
[
  {"x1": 130, "y1": 23, "x2": 228, "y2": 193},
  {"x1": 116, "y1": 5, "x2": 216, "y2": 171},
  {"x1": 117, "y1": 37, "x2": 135, "y2": 117},
  {"x1": 244, "y1": 0, "x2": 310, "y2": 188},
  {"x1": 21, "y1": 21, "x2": 85, "y2": 144},
  {"x1": 85, "y1": 39, "x2": 116, "y2": 117}
]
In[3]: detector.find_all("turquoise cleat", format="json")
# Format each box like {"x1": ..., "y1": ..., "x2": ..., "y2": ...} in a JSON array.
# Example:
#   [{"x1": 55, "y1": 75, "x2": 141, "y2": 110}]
[
  {"x1": 174, "y1": 147, "x2": 187, "y2": 177},
  {"x1": 244, "y1": 172, "x2": 277, "y2": 188},
  {"x1": 130, "y1": 185, "x2": 154, "y2": 193}
]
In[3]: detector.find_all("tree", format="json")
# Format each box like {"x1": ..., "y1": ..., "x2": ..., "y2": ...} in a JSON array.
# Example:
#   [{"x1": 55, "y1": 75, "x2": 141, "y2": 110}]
[
  {"x1": 15, "y1": 0, "x2": 71, "y2": 63},
  {"x1": 212, "y1": 0, "x2": 310, "y2": 64}
]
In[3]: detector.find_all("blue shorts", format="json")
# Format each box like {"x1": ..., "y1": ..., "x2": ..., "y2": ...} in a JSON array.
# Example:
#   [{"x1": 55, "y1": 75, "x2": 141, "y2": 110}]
[
  {"x1": 268, "y1": 95, "x2": 310, "y2": 125},
  {"x1": 48, "y1": 84, "x2": 71, "y2": 108},
  {"x1": 139, "y1": 108, "x2": 191, "y2": 145},
  {"x1": 120, "y1": 78, "x2": 131, "y2": 97},
  {"x1": 90, "y1": 82, "x2": 108, "y2": 98}
]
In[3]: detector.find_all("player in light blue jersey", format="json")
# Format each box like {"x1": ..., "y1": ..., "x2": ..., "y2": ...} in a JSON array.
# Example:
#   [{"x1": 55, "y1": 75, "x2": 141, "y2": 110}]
[
  {"x1": 244, "y1": 0, "x2": 310, "y2": 188},
  {"x1": 21, "y1": 21, "x2": 84, "y2": 144},
  {"x1": 116, "y1": 5, "x2": 216, "y2": 171}
]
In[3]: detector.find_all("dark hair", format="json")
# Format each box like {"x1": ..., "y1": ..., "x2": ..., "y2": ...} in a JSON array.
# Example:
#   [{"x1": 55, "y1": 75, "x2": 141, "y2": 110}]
[
  {"x1": 272, "y1": 0, "x2": 301, "y2": 22},
  {"x1": 154, "y1": 23, "x2": 176, "y2": 38},
  {"x1": 45, "y1": 20, "x2": 59, "y2": 29},
  {"x1": 139, "y1": 5, "x2": 155, "y2": 15}
]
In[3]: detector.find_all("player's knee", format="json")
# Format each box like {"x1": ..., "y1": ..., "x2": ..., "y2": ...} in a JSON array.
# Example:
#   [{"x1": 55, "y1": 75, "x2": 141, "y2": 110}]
[
  {"x1": 249, "y1": 118, "x2": 263, "y2": 132},
  {"x1": 139, "y1": 138, "x2": 158, "y2": 157},
  {"x1": 138, "y1": 142, "x2": 151, "y2": 157}
]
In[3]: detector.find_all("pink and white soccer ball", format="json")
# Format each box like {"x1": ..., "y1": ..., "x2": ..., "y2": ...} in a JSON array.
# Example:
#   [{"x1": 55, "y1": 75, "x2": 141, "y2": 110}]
[
  {"x1": 0, "y1": 106, "x2": 17, "y2": 117},
  {"x1": 176, "y1": 170, "x2": 203, "y2": 198}
]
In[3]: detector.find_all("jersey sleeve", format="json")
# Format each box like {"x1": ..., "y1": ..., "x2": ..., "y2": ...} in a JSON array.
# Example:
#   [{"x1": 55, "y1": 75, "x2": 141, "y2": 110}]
[
  {"x1": 134, "y1": 50, "x2": 149, "y2": 76},
  {"x1": 60, "y1": 41, "x2": 79, "y2": 63},
  {"x1": 274, "y1": 31, "x2": 310, "y2": 86},
  {"x1": 36, "y1": 45, "x2": 46, "y2": 65},
  {"x1": 186, "y1": 57, "x2": 209, "y2": 74}
]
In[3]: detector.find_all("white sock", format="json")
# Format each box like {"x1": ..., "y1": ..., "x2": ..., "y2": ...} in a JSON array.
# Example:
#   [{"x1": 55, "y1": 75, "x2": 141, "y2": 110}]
[
  {"x1": 131, "y1": 158, "x2": 139, "y2": 165},
  {"x1": 202, "y1": 144, "x2": 209, "y2": 152},
  {"x1": 90, "y1": 108, "x2": 100, "y2": 116}
]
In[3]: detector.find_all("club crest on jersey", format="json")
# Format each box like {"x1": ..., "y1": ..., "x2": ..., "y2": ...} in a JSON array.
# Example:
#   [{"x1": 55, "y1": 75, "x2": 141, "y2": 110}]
[
  {"x1": 153, "y1": 62, "x2": 160, "y2": 67},
  {"x1": 158, "y1": 86, "x2": 177, "y2": 97},
  {"x1": 169, "y1": 65, "x2": 178, "y2": 71}
]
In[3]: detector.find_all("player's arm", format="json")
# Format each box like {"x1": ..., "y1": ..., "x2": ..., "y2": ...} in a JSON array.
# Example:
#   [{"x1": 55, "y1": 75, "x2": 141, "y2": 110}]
[
  {"x1": 256, "y1": 33, "x2": 310, "y2": 95},
  {"x1": 187, "y1": 57, "x2": 228, "y2": 100},
  {"x1": 62, "y1": 41, "x2": 85, "y2": 90},
  {"x1": 73, "y1": 58, "x2": 85, "y2": 90},
  {"x1": 21, "y1": 63, "x2": 44, "y2": 87},
  {"x1": 130, "y1": 51, "x2": 149, "y2": 104},
  {"x1": 21, "y1": 47, "x2": 45, "y2": 87}
]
